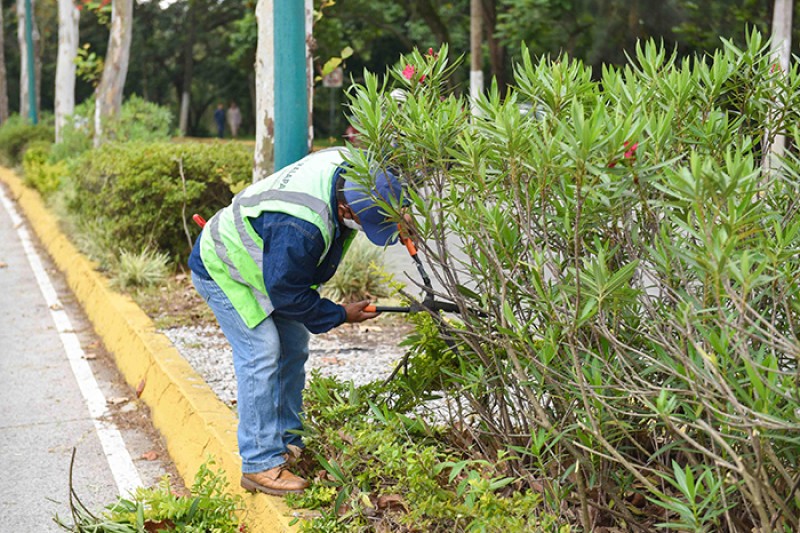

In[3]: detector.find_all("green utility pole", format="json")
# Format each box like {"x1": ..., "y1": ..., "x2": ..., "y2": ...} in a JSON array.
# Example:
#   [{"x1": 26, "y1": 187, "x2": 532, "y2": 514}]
[
  {"x1": 273, "y1": 0, "x2": 307, "y2": 170},
  {"x1": 24, "y1": 0, "x2": 37, "y2": 124}
]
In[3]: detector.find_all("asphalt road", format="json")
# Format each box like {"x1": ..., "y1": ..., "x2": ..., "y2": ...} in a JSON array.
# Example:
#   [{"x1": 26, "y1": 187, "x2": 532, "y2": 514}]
[{"x1": 0, "y1": 184, "x2": 178, "y2": 531}]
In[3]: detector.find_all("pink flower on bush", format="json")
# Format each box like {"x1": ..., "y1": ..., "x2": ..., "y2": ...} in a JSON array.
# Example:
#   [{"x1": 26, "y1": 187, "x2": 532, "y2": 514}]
[
  {"x1": 623, "y1": 141, "x2": 639, "y2": 159},
  {"x1": 608, "y1": 140, "x2": 639, "y2": 168},
  {"x1": 402, "y1": 64, "x2": 416, "y2": 80}
]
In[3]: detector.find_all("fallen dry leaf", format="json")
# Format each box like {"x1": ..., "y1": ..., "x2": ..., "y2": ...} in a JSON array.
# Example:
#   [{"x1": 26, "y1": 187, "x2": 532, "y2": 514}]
[
  {"x1": 136, "y1": 378, "x2": 146, "y2": 398},
  {"x1": 84, "y1": 352, "x2": 98, "y2": 360},
  {"x1": 141, "y1": 451, "x2": 159, "y2": 461},
  {"x1": 0, "y1": 261, "x2": 8, "y2": 268},
  {"x1": 49, "y1": 303, "x2": 63, "y2": 311},
  {"x1": 107, "y1": 397, "x2": 129, "y2": 406},
  {"x1": 376, "y1": 494, "x2": 408, "y2": 512},
  {"x1": 337, "y1": 430, "x2": 354, "y2": 445}
]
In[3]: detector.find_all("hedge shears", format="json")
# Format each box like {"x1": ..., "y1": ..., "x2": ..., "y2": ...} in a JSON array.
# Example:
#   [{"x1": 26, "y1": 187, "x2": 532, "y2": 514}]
[{"x1": 364, "y1": 227, "x2": 468, "y2": 316}]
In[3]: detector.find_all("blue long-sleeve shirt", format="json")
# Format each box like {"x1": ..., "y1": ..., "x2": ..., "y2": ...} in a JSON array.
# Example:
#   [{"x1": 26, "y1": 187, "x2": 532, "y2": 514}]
[{"x1": 188, "y1": 188, "x2": 353, "y2": 334}]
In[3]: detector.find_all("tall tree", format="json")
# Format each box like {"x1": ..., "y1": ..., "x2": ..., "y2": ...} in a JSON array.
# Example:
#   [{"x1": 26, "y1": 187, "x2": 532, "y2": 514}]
[
  {"x1": 0, "y1": 3, "x2": 8, "y2": 124},
  {"x1": 55, "y1": 0, "x2": 80, "y2": 141},
  {"x1": 171, "y1": 0, "x2": 246, "y2": 136},
  {"x1": 305, "y1": 0, "x2": 313, "y2": 151},
  {"x1": 254, "y1": 0, "x2": 274, "y2": 179},
  {"x1": 764, "y1": 0, "x2": 793, "y2": 172},
  {"x1": 16, "y1": 0, "x2": 41, "y2": 120},
  {"x1": 470, "y1": 0, "x2": 483, "y2": 109},
  {"x1": 482, "y1": 0, "x2": 508, "y2": 92},
  {"x1": 178, "y1": 0, "x2": 197, "y2": 135},
  {"x1": 94, "y1": 0, "x2": 133, "y2": 146}
]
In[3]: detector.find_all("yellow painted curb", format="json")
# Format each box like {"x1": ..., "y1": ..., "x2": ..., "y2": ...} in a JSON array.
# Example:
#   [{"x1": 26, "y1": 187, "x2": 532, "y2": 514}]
[{"x1": 0, "y1": 167, "x2": 299, "y2": 532}]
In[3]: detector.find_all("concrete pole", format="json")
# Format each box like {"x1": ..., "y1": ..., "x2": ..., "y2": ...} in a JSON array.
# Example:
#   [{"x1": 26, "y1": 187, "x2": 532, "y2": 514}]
[
  {"x1": 24, "y1": 0, "x2": 37, "y2": 124},
  {"x1": 273, "y1": 0, "x2": 309, "y2": 171}
]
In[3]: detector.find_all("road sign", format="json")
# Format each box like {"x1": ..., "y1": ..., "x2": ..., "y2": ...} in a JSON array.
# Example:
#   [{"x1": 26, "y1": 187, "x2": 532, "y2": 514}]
[{"x1": 322, "y1": 67, "x2": 344, "y2": 88}]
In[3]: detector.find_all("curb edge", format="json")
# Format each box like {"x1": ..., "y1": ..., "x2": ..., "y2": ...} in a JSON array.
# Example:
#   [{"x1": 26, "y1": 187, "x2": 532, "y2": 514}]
[{"x1": 0, "y1": 167, "x2": 298, "y2": 532}]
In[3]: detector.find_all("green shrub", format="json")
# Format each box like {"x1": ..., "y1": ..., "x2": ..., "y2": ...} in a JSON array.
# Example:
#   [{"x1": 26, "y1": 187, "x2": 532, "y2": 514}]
[
  {"x1": 51, "y1": 96, "x2": 174, "y2": 163},
  {"x1": 68, "y1": 141, "x2": 251, "y2": 265},
  {"x1": 22, "y1": 141, "x2": 69, "y2": 197},
  {"x1": 0, "y1": 114, "x2": 55, "y2": 166},
  {"x1": 49, "y1": 100, "x2": 93, "y2": 163},
  {"x1": 342, "y1": 31, "x2": 800, "y2": 530},
  {"x1": 104, "y1": 94, "x2": 175, "y2": 143},
  {"x1": 290, "y1": 374, "x2": 559, "y2": 531}
]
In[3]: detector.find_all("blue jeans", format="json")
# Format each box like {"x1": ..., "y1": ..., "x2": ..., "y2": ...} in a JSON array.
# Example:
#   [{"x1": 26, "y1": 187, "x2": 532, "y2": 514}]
[{"x1": 192, "y1": 272, "x2": 310, "y2": 473}]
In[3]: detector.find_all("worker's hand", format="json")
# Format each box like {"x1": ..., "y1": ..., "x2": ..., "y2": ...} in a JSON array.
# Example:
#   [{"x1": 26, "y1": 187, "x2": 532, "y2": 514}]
[
  {"x1": 343, "y1": 300, "x2": 380, "y2": 323},
  {"x1": 398, "y1": 212, "x2": 417, "y2": 241}
]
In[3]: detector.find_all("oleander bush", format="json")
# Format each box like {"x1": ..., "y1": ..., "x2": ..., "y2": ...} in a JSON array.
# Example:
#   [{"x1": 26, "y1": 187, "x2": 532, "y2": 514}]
[
  {"x1": 324, "y1": 31, "x2": 800, "y2": 531},
  {"x1": 67, "y1": 141, "x2": 252, "y2": 265}
]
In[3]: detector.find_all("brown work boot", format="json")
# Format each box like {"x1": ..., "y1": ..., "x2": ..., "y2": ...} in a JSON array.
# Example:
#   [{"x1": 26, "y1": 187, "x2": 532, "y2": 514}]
[{"x1": 241, "y1": 465, "x2": 309, "y2": 496}]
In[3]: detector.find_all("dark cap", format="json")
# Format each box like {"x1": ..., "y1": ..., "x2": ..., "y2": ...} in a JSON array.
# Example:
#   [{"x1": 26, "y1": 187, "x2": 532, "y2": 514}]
[{"x1": 343, "y1": 169, "x2": 406, "y2": 246}]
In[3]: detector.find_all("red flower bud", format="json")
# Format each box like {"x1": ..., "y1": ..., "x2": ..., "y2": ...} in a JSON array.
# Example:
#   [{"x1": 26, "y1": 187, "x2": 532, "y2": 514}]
[{"x1": 624, "y1": 142, "x2": 638, "y2": 159}]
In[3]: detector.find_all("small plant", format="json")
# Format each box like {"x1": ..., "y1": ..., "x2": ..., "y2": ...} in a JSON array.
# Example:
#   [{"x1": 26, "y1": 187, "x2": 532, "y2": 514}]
[
  {"x1": 112, "y1": 248, "x2": 170, "y2": 290},
  {"x1": 55, "y1": 452, "x2": 244, "y2": 532},
  {"x1": 649, "y1": 461, "x2": 736, "y2": 532},
  {"x1": 22, "y1": 141, "x2": 69, "y2": 197}
]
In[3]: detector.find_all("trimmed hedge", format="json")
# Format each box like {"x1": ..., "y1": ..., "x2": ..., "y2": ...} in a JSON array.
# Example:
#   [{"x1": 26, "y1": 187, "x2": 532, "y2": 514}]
[
  {"x1": 0, "y1": 115, "x2": 55, "y2": 166},
  {"x1": 68, "y1": 141, "x2": 252, "y2": 264}
]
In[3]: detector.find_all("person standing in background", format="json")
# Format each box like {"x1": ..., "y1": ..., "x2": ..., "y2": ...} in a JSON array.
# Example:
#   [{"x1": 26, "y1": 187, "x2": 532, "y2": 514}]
[
  {"x1": 214, "y1": 104, "x2": 226, "y2": 138},
  {"x1": 227, "y1": 102, "x2": 242, "y2": 138}
]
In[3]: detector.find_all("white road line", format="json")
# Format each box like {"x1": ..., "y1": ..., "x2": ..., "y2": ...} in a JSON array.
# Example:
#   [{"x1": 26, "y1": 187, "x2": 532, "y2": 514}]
[{"x1": 0, "y1": 186, "x2": 143, "y2": 496}]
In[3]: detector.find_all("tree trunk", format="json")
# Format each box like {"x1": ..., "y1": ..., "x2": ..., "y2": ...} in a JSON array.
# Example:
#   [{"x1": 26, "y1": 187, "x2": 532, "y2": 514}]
[
  {"x1": 254, "y1": 0, "x2": 275, "y2": 180},
  {"x1": 55, "y1": 0, "x2": 80, "y2": 142},
  {"x1": 17, "y1": 0, "x2": 40, "y2": 120},
  {"x1": 413, "y1": 0, "x2": 450, "y2": 45},
  {"x1": 94, "y1": 0, "x2": 134, "y2": 147},
  {"x1": 470, "y1": 0, "x2": 483, "y2": 114},
  {"x1": 178, "y1": 0, "x2": 197, "y2": 136},
  {"x1": 763, "y1": 0, "x2": 792, "y2": 173},
  {"x1": 482, "y1": 0, "x2": 507, "y2": 92},
  {"x1": 0, "y1": 5, "x2": 8, "y2": 124}
]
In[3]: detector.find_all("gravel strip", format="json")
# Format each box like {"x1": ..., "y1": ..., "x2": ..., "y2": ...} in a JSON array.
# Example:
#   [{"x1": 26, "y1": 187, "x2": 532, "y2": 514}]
[{"x1": 162, "y1": 319, "x2": 411, "y2": 407}]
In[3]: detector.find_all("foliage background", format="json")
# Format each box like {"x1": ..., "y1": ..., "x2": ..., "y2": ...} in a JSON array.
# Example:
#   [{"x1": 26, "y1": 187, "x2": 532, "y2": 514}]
[{"x1": 3, "y1": 0, "x2": 800, "y2": 139}]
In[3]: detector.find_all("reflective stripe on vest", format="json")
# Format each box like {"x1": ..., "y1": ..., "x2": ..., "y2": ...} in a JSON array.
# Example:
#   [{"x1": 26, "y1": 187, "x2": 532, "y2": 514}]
[{"x1": 199, "y1": 148, "x2": 347, "y2": 328}]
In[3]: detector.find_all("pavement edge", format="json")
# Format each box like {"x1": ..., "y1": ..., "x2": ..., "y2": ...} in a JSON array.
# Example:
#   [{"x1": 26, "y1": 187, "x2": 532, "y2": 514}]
[{"x1": 0, "y1": 167, "x2": 299, "y2": 532}]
